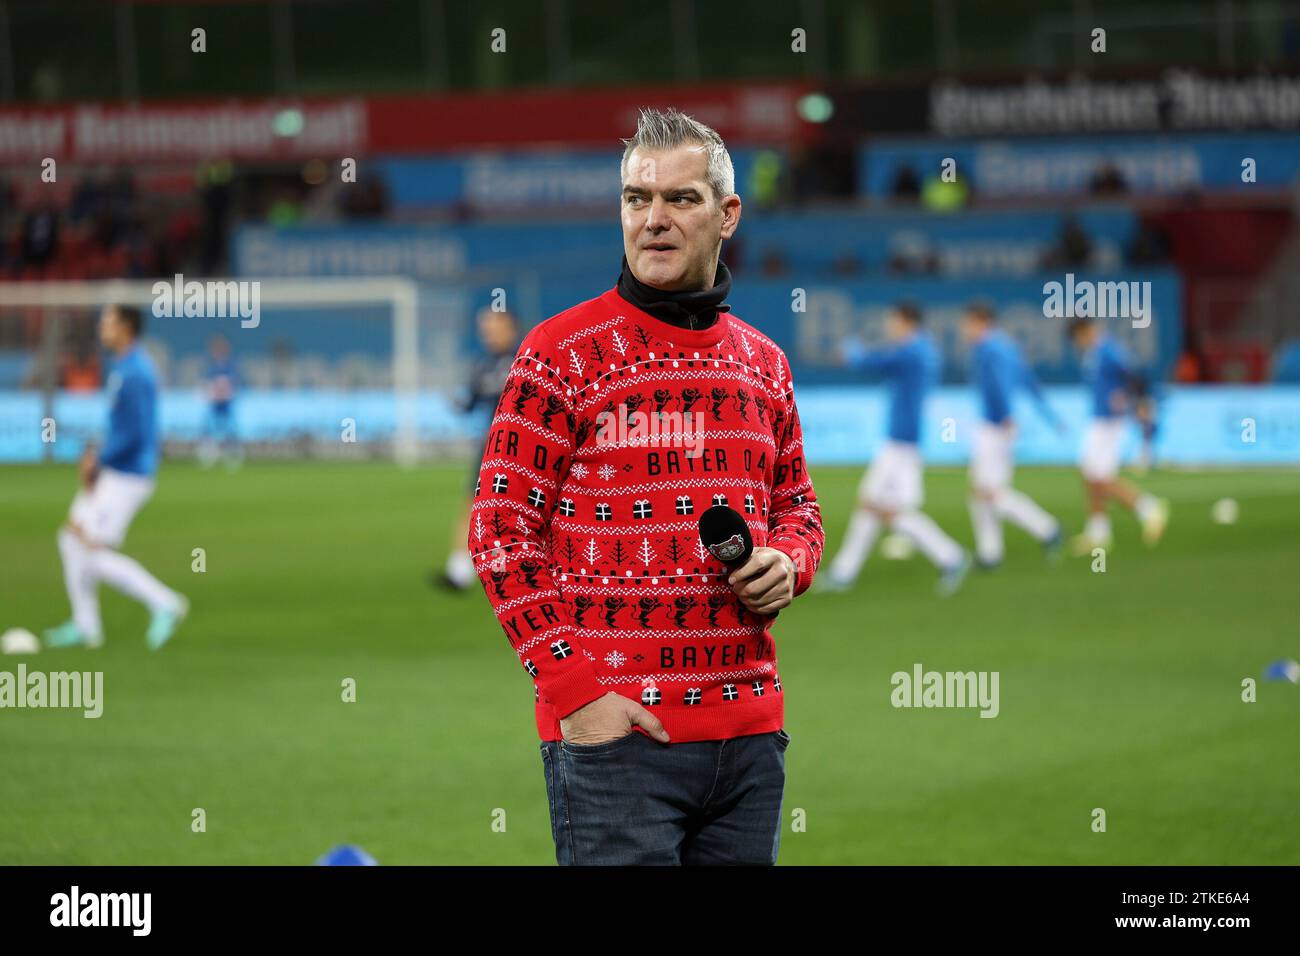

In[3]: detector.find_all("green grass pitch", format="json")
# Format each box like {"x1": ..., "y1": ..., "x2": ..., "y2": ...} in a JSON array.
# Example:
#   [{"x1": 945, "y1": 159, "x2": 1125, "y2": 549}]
[{"x1": 1, "y1": 461, "x2": 1297, "y2": 865}]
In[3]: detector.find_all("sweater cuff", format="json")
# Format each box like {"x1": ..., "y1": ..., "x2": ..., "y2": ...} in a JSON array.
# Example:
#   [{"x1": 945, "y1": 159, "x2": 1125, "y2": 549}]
[
  {"x1": 768, "y1": 538, "x2": 816, "y2": 597},
  {"x1": 541, "y1": 656, "x2": 607, "y2": 719}
]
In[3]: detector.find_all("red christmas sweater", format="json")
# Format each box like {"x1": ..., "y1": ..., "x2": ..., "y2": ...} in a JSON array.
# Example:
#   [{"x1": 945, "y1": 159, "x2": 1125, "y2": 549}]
[{"x1": 469, "y1": 286, "x2": 824, "y2": 743}]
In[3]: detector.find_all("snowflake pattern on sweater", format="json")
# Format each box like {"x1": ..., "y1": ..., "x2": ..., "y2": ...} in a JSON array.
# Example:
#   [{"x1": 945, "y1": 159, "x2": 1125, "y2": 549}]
[{"x1": 469, "y1": 287, "x2": 824, "y2": 743}]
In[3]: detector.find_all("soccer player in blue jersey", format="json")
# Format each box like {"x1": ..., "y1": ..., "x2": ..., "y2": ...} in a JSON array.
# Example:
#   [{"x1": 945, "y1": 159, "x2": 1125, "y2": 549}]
[
  {"x1": 962, "y1": 301, "x2": 1063, "y2": 568},
  {"x1": 44, "y1": 304, "x2": 189, "y2": 651},
  {"x1": 822, "y1": 301, "x2": 971, "y2": 596},
  {"x1": 436, "y1": 306, "x2": 519, "y2": 592},
  {"x1": 198, "y1": 334, "x2": 242, "y2": 470},
  {"x1": 1067, "y1": 317, "x2": 1169, "y2": 554}
]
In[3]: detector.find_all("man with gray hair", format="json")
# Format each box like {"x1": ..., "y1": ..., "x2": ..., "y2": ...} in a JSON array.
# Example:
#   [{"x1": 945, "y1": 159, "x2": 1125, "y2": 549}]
[{"x1": 469, "y1": 108, "x2": 824, "y2": 864}]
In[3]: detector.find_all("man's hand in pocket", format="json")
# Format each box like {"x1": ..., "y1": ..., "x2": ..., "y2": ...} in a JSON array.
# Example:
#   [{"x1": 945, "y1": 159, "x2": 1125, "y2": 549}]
[{"x1": 560, "y1": 691, "x2": 671, "y2": 745}]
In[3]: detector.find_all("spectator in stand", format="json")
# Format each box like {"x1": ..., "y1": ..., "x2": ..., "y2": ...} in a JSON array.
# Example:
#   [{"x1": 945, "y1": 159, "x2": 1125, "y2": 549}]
[
  {"x1": 921, "y1": 168, "x2": 969, "y2": 211},
  {"x1": 21, "y1": 202, "x2": 59, "y2": 268},
  {"x1": 1042, "y1": 215, "x2": 1093, "y2": 270},
  {"x1": 0, "y1": 178, "x2": 14, "y2": 273},
  {"x1": 748, "y1": 149, "x2": 784, "y2": 209},
  {"x1": 1089, "y1": 163, "x2": 1128, "y2": 196},
  {"x1": 0, "y1": 176, "x2": 14, "y2": 219},
  {"x1": 339, "y1": 178, "x2": 391, "y2": 220},
  {"x1": 61, "y1": 340, "x2": 102, "y2": 392},
  {"x1": 267, "y1": 189, "x2": 304, "y2": 227},
  {"x1": 106, "y1": 169, "x2": 136, "y2": 222},
  {"x1": 1129, "y1": 220, "x2": 1171, "y2": 266},
  {"x1": 70, "y1": 171, "x2": 108, "y2": 223},
  {"x1": 198, "y1": 163, "x2": 233, "y2": 274},
  {"x1": 123, "y1": 219, "x2": 158, "y2": 278},
  {"x1": 890, "y1": 164, "x2": 922, "y2": 202},
  {"x1": 1175, "y1": 328, "x2": 1209, "y2": 384}
]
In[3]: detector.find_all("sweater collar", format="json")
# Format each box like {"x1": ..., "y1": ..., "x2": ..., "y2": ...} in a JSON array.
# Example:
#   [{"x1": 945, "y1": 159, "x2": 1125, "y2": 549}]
[{"x1": 616, "y1": 255, "x2": 732, "y2": 332}]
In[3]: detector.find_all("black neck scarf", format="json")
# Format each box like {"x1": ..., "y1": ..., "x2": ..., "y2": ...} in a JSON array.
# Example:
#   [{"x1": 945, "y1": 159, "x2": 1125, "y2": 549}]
[{"x1": 617, "y1": 255, "x2": 732, "y2": 332}]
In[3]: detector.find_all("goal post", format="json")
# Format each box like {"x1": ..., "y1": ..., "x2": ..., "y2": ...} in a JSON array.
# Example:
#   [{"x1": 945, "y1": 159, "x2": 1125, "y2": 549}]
[{"x1": 0, "y1": 276, "x2": 425, "y2": 466}]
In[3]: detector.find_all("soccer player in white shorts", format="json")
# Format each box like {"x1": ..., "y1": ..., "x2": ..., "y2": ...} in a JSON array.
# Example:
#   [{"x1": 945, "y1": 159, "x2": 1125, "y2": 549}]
[
  {"x1": 962, "y1": 302, "x2": 1063, "y2": 568},
  {"x1": 1067, "y1": 318, "x2": 1169, "y2": 555},
  {"x1": 822, "y1": 302, "x2": 971, "y2": 597},
  {"x1": 44, "y1": 304, "x2": 188, "y2": 650}
]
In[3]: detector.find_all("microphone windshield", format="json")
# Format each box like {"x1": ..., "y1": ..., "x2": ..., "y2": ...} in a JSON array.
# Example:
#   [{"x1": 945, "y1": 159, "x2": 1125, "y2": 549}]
[{"x1": 698, "y1": 505, "x2": 753, "y2": 566}]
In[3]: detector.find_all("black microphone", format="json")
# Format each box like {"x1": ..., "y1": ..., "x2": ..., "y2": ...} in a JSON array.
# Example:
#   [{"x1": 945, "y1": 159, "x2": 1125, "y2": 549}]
[
  {"x1": 698, "y1": 505, "x2": 753, "y2": 566},
  {"x1": 699, "y1": 504, "x2": 781, "y2": 625}
]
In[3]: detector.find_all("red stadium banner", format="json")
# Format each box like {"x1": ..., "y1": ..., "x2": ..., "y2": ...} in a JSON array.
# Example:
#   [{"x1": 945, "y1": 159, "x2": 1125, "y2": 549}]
[
  {"x1": 0, "y1": 99, "x2": 368, "y2": 165},
  {"x1": 364, "y1": 82, "x2": 816, "y2": 151},
  {"x1": 0, "y1": 82, "x2": 816, "y2": 166}
]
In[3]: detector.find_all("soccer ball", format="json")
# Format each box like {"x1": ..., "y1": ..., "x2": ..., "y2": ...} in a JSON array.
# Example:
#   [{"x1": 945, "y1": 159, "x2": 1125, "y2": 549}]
[
  {"x1": 1211, "y1": 498, "x2": 1239, "y2": 525},
  {"x1": 1, "y1": 628, "x2": 40, "y2": 655},
  {"x1": 880, "y1": 533, "x2": 915, "y2": 560}
]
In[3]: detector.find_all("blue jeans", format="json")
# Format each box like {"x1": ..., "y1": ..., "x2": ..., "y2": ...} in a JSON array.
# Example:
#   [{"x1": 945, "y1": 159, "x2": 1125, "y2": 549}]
[{"x1": 539, "y1": 728, "x2": 790, "y2": 865}]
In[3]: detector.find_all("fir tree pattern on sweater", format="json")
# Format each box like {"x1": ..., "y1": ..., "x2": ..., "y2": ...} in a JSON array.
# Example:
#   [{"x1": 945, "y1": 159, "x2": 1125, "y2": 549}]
[{"x1": 470, "y1": 287, "x2": 824, "y2": 743}]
